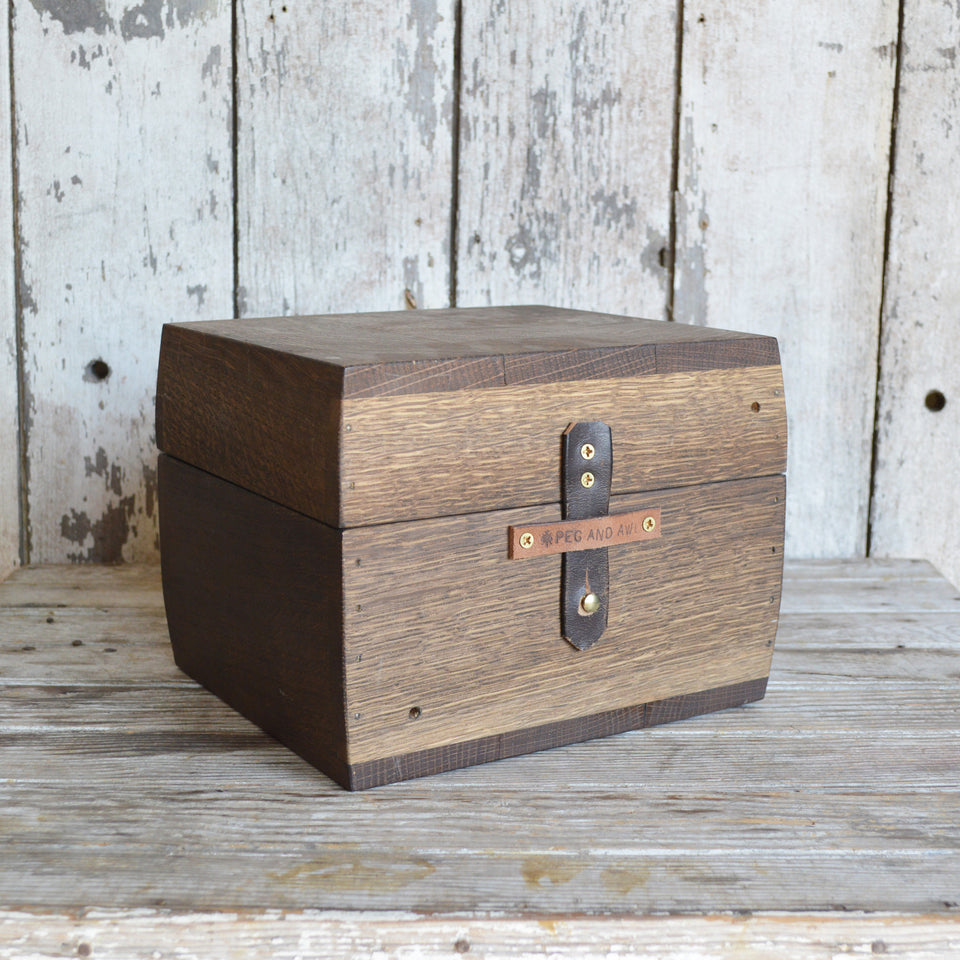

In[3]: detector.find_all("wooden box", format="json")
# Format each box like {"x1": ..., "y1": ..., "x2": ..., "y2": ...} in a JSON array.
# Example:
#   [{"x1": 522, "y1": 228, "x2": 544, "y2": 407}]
[{"x1": 156, "y1": 306, "x2": 787, "y2": 790}]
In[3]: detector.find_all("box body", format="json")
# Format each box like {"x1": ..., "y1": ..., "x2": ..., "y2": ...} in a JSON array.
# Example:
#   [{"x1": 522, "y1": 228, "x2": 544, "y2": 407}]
[{"x1": 157, "y1": 306, "x2": 787, "y2": 789}]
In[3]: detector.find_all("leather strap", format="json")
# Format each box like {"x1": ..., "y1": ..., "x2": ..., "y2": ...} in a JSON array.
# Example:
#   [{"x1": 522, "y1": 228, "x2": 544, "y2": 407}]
[{"x1": 561, "y1": 421, "x2": 611, "y2": 650}]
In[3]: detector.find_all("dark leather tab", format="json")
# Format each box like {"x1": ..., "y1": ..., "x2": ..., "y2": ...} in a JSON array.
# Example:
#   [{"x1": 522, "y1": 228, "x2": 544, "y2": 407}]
[{"x1": 561, "y1": 421, "x2": 611, "y2": 650}]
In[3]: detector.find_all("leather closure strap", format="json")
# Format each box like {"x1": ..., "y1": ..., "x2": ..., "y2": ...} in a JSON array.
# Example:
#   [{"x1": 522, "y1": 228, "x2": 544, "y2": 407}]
[{"x1": 561, "y1": 421, "x2": 612, "y2": 650}]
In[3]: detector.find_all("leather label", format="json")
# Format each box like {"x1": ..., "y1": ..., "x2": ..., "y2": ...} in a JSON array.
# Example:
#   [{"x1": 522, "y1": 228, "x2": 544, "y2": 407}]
[{"x1": 508, "y1": 507, "x2": 661, "y2": 559}]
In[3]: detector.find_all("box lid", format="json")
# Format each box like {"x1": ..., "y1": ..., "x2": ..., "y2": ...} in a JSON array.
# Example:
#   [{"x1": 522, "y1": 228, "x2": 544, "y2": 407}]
[{"x1": 156, "y1": 305, "x2": 786, "y2": 528}]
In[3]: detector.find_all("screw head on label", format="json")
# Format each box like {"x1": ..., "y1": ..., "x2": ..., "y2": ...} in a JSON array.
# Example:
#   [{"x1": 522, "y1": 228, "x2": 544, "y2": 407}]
[
  {"x1": 581, "y1": 472, "x2": 595, "y2": 488},
  {"x1": 580, "y1": 592, "x2": 601, "y2": 615},
  {"x1": 580, "y1": 442, "x2": 596, "y2": 460},
  {"x1": 518, "y1": 532, "x2": 534, "y2": 549},
  {"x1": 642, "y1": 516, "x2": 656, "y2": 532}
]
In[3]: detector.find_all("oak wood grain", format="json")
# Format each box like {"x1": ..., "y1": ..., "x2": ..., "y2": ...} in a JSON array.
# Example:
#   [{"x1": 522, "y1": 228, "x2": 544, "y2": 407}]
[
  {"x1": 157, "y1": 459, "x2": 783, "y2": 786},
  {"x1": 341, "y1": 365, "x2": 786, "y2": 526},
  {"x1": 347, "y1": 679, "x2": 766, "y2": 789},
  {"x1": 157, "y1": 310, "x2": 784, "y2": 528},
  {"x1": 341, "y1": 475, "x2": 784, "y2": 764}
]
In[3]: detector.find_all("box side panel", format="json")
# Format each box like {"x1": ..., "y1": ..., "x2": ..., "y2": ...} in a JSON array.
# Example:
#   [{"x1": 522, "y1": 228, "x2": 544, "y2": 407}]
[
  {"x1": 341, "y1": 365, "x2": 786, "y2": 526},
  {"x1": 156, "y1": 325, "x2": 343, "y2": 526},
  {"x1": 158, "y1": 455, "x2": 349, "y2": 787},
  {"x1": 341, "y1": 474, "x2": 785, "y2": 768}
]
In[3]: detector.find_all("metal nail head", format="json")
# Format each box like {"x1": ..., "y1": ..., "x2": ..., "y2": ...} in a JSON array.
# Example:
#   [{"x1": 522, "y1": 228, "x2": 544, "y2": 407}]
[
  {"x1": 581, "y1": 472, "x2": 595, "y2": 489},
  {"x1": 580, "y1": 443, "x2": 596, "y2": 460},
  {"x1": 642, "y1": 516, "x2": 656, "y2": 532},
  {"x1": 519, "y1": 532, "x2": 534, "y2": 549},
  {"x1": 580, "y1": 592, "x2": 601, "y2": 615}
]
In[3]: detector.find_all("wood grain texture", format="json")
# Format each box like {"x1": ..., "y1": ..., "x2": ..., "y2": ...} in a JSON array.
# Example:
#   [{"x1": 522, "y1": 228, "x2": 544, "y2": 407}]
[
  {"x1": 235, "y1": 0, "x2": 455, "y2": 317},
  {"x1": 1, "y1": 911, "x2": 959, "y2": 960},
  {"x1": 166, "y1": 306, "x2": 779, "y2": 384},
  {"x1": 156, "y1": 324, "x2": 343, "y2": 526},
  {"x1": 347, "y1": 679, "x2": 766, "y2": 790},
  {"x1": 0, "y1": 561, "x2": 164, "y2": 609},
  {"x1": 158, "y1": 450, "x2": 783, "y2": 786},
  {"x1": 456, "y1": 1, "x2": 676, "y2": 320},
  {"x1": 870, "y1": 1, "x2": 960, "y2": 590},
  {"x1": 157, "y1": 310, "x2": 785, "y2": 527},
  {"x1": 13, "y1": 0, "x2": 233, "y2": 564},
  {"x1": 342, "y1": 365, "x2": 786, "y2": 526},
  {"x1": 674, "y1": 1, "x2": 898, "y2": 558},
  {"x1": 341, "y1": 475, "x2": 783, "y2": 764},
  {"x1": 158, "y1": 454, "x2": 350, "y2": 787},
  {"x1": 0, "y1": 8, "x2": 17, "y2": 582},
  {"x1": 1, "y1": 559, "x2": 960, "y2": 916}
]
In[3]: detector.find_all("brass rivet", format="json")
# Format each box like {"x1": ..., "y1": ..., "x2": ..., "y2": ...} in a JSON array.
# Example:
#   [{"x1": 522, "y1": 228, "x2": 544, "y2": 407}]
[
  {"x1": 580, "y1": 592, "x2": 601, "y2": 615},
  {"x1": 518, "y1": 532, "x2": 534, "y2": 549},
  {"x1": 580, "y1": 442, "x2": 596, "y2": 460},
  {"x1": 642, "y1": 516, "x2": 656, "y2": 532},
  {"x1": 581, "y1": 471, "x2": 595, "y2": 488}
]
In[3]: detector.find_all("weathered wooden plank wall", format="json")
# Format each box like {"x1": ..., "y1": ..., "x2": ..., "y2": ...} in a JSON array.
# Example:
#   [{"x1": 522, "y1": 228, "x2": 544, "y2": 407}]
[
  {"x1": 674, "y1": 2, "x2": 899, "y2": 558},
  {"x1": 871, "y1": 0, "x2": 960, "y2": 589},
  {"x1": 456, "y1": 0, "x2": 676, "y2": 320},
  {"x1": 11, "y1": 0, "x2": 233, "y2": 564},
  {"x1": 0, "y1": 7, "x2": 18, "y2": 581},
  {"x1": 1, "y1": 0, "x2": 957, "y2": 584},
  {"x1": 236, "y1": 0, "x2": 456, "y2": 316}
]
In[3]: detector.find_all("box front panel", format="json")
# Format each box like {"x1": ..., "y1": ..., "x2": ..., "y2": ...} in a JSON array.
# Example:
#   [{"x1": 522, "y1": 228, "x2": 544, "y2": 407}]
[
  {"x1": 341, "y1": 474, "x2": 784, "y2": 766},
  {"x1": 340, "y1": 365, "x2": 786, "y2": 526}
]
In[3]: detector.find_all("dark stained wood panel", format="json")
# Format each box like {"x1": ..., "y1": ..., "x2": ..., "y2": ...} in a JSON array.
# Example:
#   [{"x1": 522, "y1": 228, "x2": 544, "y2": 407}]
[
  {"x1": 166, "y1": 306, "x2": 779, "y2": 388},
  {"x1": 158, "y1": 454, "x2": 350, "y2": 787},
  {"x1": 342, "y1": 355, "x2": 506, "y2": 399},
  {"x1": 655, "y1": 336, "x2": 782, "y2": 373},
  {"x1": 503, "y1": 344, "x2": 657, "y2": 385},
  {"x1": 156, "y1": 325, "x2": 344, "y2": 526}
]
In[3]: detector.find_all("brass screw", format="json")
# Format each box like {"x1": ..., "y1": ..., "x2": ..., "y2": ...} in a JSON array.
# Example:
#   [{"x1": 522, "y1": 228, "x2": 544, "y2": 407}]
[
  {"x1": 519, "y1": 532, "x2": 534, "y2": 549},
  {"x1": 580, "y1": 442, "x2": 596, "y2": 460},
  {"x1": 580, "y1": 592, "x2": 601, "y2": 615},
  {"x1": 642, "y1": 516, "x2": 656, "y2": 532},
  {"x1": 581, "y1": 472, "x2": 595, "y2": 488}
]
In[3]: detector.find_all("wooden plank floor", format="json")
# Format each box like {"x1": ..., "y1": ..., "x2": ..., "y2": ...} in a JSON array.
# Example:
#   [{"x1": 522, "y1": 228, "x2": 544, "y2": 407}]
[{"x1": 1, "y1": 559, "x2": 959, "y2": 957}]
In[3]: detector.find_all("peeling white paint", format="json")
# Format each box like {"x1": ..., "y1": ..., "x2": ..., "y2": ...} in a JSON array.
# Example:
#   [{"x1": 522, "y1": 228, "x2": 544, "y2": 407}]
[
  {"x1": 456, "y1": 1, "x2": 675, "y2": 317},
  {"x1": 871, "y1": 0, "x2": 960, "y2": 589},
  {"x1": 0, "y1": 10, "x2": 18, "y2": 579},
  {"x1": 237, "y1": 0, "x2": 454, "y2": 318},
  {"x1": 14, "y1": 0, "x2": 232, "y2": 563},
  {"x1": 674, "y1": 2, "x2": 898, "y2": 558}
]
